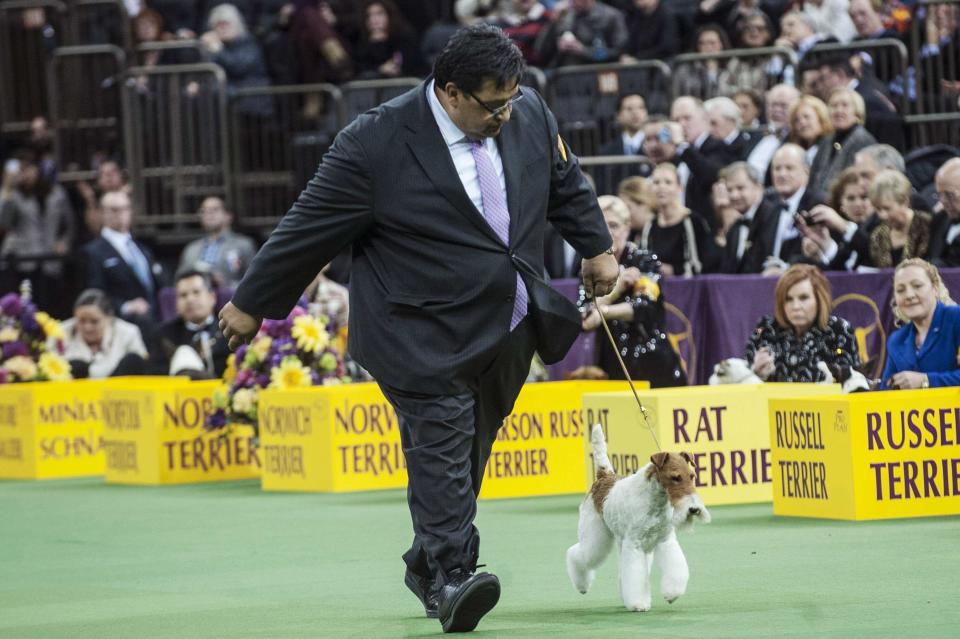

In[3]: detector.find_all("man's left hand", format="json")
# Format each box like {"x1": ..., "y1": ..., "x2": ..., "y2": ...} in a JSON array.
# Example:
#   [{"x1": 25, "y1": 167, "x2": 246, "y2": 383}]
[{"x1": 581, "y1": 250, "x2": 619, "y2": 299}]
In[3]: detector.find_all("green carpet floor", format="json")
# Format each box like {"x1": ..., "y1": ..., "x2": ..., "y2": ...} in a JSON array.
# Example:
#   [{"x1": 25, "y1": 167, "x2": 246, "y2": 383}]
[{"x1": 1, "y1": 479, "x2": 959, "y2": 638}]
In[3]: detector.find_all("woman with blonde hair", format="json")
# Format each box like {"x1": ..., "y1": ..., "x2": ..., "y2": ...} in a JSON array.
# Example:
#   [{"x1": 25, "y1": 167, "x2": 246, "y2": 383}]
[
  {"x1": 637, "y1": 163, "x2": 719, "y2": 276},
  {"x1": 787, "y1": 95, "x2": 832, "y2": 166},
  {"x1": 617, "y1": 175, "x2": 655, "y2": 242},
  {"x1": 745, "y1": 264, "x2": 860, "y2": 382},
  {"x1": 883, "y1": 258, "x2": 960, "y2": 389},
  {"x1": 578, "y1": 195, "x2": 686, "y2": 387},
  {"x1": 808, "y1": 87, "x2": 876, "y2": 191},
  {"x1": 868, "y1": 169, "x2": 932, "y2": 268}
]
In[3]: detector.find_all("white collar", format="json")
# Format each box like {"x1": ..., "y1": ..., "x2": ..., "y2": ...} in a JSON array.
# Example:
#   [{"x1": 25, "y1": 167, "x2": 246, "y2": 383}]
[
  {"x1": 744, "y1": 199, "x2": 761, "y2": 221},
  {"x1": 693, "y1": 131, "x2": 709, "y2": 149},
  {"x1": 723, "y1": 129, "x2": 740, "y2": 145},
  {"x1": 102, "y1": 227, "x2": 132, "y2": 244},
  {"x1": 185, "y1": 315, "x2": 215, "y2": 331},
  {"x1": 427, "y1": 80, "x2": 473, "y2": 149},
  {"x1": 847, "y1": 78, "x2": 859, "y2": 91},
  {"x1": 784, "y1": 187, "x2": 805, "y2": 213}
]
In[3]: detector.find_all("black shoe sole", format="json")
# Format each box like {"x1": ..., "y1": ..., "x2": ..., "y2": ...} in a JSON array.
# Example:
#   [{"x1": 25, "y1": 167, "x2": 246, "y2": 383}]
[
  {"x1": 440, "y1": 577, "x2": 500, "y2": 633},
  {"x1": 404, "y1": 570, "x2": 439, "y2": 618}
]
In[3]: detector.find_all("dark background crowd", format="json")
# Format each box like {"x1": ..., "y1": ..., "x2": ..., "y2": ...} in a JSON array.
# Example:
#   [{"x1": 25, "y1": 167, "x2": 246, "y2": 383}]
[{"x1": 2, "y1": 0, "x2": 960, "y2": 386}]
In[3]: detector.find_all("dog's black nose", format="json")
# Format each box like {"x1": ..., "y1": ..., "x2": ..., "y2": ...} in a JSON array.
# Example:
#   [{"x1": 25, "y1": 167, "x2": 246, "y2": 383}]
[{"x1": 688, "y1": 507, "x2": 701, "y2": 516}]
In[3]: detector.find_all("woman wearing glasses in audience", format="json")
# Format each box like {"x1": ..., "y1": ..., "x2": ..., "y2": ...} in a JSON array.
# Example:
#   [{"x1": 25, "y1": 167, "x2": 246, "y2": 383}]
[
  {"x1": 578, "y1": 195, "x2": 687, "y2": 388},
  {"x1": 882, "y1": 258, "x2": 960, "y2": 389},
  {"x1": 745, "y1": 264, "x2": 860, "y2": 382}
]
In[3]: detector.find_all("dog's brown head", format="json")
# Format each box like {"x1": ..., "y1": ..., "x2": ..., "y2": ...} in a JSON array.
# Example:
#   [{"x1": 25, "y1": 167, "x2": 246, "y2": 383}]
[
  {"x1": 565, "y1": 365, "x2": 609, "y2": 381},
  {"x1": 646, "y1": 452, "x2": 711, "y2": 526}
]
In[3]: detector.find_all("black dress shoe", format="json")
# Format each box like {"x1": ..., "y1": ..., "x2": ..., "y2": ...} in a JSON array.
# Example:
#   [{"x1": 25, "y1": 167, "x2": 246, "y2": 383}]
[
  {"x1": 437, "y1": 569, "x2": 500, "y2": 633},
  {"x1": 404, "y1": 568, "x2": 439, "y2": 618}
]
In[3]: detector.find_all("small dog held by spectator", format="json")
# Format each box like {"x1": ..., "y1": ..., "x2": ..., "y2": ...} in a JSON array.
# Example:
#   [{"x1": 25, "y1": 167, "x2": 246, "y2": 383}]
[
  {"x1": 566, "y1": 425, "x2": 710, "y2": 612},
  {"x1": 708, "y1": 357, "x2": 762, "y2": 384}
]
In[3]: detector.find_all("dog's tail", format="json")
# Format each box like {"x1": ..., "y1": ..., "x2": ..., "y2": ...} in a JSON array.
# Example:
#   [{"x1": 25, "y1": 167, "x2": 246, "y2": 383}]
[{"x1": 590, "y1": 424, "x2": 613, "y2": 474}]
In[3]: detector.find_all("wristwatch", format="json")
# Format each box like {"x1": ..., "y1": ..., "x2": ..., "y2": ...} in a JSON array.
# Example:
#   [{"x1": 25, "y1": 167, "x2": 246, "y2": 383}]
[
  {"x1": 602, "y1": 247, "x2": 614, "y2": 256},
  {"x1": 921, "y1": 374, "x2": 930, "y2": 389}
]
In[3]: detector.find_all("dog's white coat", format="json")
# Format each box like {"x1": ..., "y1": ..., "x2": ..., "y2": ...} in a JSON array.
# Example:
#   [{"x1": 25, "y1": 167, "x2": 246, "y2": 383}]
[
  {"x1": 566, "y1": 426, "x2": 710, "y2": 612},
  {"x1": 708, "y1": 357, "x2": 762, "y2": 385}
]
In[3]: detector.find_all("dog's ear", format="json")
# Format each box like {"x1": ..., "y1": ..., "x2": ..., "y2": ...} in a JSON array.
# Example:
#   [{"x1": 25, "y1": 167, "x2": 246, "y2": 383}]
[
  {"x1": 650, "y1": 452, "x2": 669, "y2": 469},
  {"x1": 680, "y1": 452, "x2": 694, "y2": 466}
]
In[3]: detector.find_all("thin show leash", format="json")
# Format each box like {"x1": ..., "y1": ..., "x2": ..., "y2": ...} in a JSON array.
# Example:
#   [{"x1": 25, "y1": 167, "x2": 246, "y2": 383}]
[{"x1": 592, "y1": 298, "x2": 663, "y2": 453}]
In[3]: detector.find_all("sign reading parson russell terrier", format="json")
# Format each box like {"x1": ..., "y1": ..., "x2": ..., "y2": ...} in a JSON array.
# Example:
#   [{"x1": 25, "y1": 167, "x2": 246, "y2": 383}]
[{"x1": 566, "y1": 425, "x2": 710, "y2": 612}]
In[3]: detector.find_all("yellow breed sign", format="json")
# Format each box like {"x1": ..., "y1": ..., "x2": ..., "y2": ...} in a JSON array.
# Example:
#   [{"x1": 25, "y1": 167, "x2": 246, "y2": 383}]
[
  {"x1": 582, "y1": 384, "x2": 841, "y2": 505},
  {"x1": 258, "y1": 381, "x2": 634, "y2": 497},
  {"x1": 102, "y1": 380, "x2": 259, "y2": 485},
  {"x1": 769, "y1": 387, "x2": 960, "y2": 520}
]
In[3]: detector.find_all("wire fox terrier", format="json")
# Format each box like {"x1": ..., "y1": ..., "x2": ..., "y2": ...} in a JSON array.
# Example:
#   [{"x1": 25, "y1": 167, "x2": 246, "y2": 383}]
[{"x1": 566, "y1": 425, "x2": 710, "y2": 612}]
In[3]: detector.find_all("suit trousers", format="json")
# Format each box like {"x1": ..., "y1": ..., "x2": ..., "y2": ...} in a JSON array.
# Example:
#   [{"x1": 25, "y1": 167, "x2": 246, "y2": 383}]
[{"x1": 379, "y1": 317, "x2": 536, "y2": 585}]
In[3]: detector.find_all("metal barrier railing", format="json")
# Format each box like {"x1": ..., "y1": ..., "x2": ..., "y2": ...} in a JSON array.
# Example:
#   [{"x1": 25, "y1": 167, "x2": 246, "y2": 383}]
[
  {"x1": 548, "y1": 61, "x2": 671, "y2": 157},
  {"x1": 134, "y1": 40, "x2": 205, "y2": 66},
  {"x1": 48, "y1": 44, "x2": 126, "y2": 181},
  {"x1": 805, "y1": 39, "x2": 910, "y2": 115},
  {"x1": 905, "y1": 112, "x2": 960, "y2": 146},
  {"x1": 339, "y1": 77, "x2": 421, "y2": 125},
  {"x1": 228, "y1": 83, "x2": 343, "y2": 232},
  {"x1": 579, "y1": 155, "x2": 654, "y2": 197},
  {"x1": 910, "y1": 0, "x2": 960, "y2": 115},
  {"x1": 67, "y1": 0, "x2": 131, "y2": 50},
  {"x1": 522, "y1": 66, "x2": 547, "y2": 96},
  {"x1": 121, "y1": 63, "x2": 231, "y2": 241},
  {"x1": 0, "y1": 0, "x2": 68, "y2": 134},
  {"x1": 672, "y1": 46, "x2": 798, "y2": 101}
]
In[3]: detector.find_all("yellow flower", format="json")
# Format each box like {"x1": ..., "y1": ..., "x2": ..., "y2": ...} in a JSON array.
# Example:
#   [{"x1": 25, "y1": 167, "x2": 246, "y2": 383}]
[
  {"x1": 0, "y1": 327, "x2": 19, "y2": 343},
  {"x1": 38, "y1": 352, "x2": 71, "y2": 381},
  {"x1": 43, "y1": 319, "x2": 64, "y2": 341},
  {"x1": 250, "y1": 336, "x2": 272, "y2": 360},
  {"x1": 4, "y1": 356, "x2": 38, "y2": 381},
  {"x1": 223, "y1": 354, "x2": 237, "y2": 384},
  {"x1": 634, "y1": 276, "x2": 661, "y2": 301},
  {"x1": 269, "y1": 356, "x2": 313, "y2": 389},
  {"x1": 35, "y1": 311, "x2": 50, "y2": 325},
  {"x1": 292, "y1": 315, "x2": 329, "y2": 355},
  {"x1": 232, "y1": 388, "x2": 257, "y2": 414},
  {"x1": 212, "y1": 384, "x2": 230, "y2": 409}
]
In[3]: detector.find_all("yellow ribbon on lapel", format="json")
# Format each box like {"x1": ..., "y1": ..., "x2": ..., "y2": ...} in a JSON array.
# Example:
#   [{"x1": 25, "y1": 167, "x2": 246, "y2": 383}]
[{"x1": 557, "y1": 133, "x2": 567, "y2": 162}]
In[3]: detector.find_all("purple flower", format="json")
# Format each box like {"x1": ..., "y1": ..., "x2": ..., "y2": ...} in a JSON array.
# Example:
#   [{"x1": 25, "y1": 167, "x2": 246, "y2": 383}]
[
  {"x1": 2, "y1": 341, "x2": 29, "y2": 359},
  {"x1": 264, "y1": 318, "x2": 291, "y2": 338},
  {"x1": 0, "y1": 369, "x2": 7, "y2": 384},
  {"x1": 205, "y1": 410, "x2": 227, "y2": 430},
  {"x1": 20, "y1": 310, "x2": 40, "y2": 335},
  {"x1": 235, "y1": 344, "x2": 248, "y2": 362},
  {"x1": 255, "y1": 373, "x2": 270, "y2": 388},
  {"x1": 310, "y1": 369, "x2": 321, "y2": 385},
  {"x1": 0, "y1": 293, "x2": 22, "y2": 317},
  {"x1": 268, "y1": 352, "x2": 283, "y2": 369},
  {"x1": 235, "y1": 368, "x2": 254, "y2": 388}
]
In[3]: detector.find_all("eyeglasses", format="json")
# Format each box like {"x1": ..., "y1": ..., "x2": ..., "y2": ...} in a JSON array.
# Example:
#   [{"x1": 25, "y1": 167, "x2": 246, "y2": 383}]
[{"x1": 467, "y1": 87, "x2": 524, "y2": 118}]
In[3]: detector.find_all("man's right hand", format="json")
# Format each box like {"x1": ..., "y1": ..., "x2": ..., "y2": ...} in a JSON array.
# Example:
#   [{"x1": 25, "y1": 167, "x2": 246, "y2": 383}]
[
  {"x1": 581, "y1": 250, "x2": 619, "y2": 299},
  {"x1": 218, "y1": 301, "x2": 262, "y2": 351}
]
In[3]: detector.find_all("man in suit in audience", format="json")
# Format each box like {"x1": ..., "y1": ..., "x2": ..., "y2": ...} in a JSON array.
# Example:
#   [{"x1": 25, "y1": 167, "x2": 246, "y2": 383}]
[
  {"x1": 817, "y1": 55, "x2": 904, "y2": 151},
  {"x1": 668, "y1": 96, "x2": 731, "y2": 230},
  {"x1": 177, "y1": 196, "x2": 257, "y2": 288},
  {"x1": 704, "y1": 96, "x2": 761, "y2": 162},
  {"x1": 718, "y1": 162, "x2": 778, "y2": 273},
  {"x1": 594, "y1": 93, "x2": 649, "y2": 194},
  {"x1": 82, "y1": 190, "x2": 163, "y2": 338},
  {"x1": 746, "y1": 84, "x2": 800, "y2": 182},
  {"x1": 929, "y1": 158, "x2": 960, "y2": 268},
  {"x1": 217, "y1": 25, "x2": 618, "y2": 633}
]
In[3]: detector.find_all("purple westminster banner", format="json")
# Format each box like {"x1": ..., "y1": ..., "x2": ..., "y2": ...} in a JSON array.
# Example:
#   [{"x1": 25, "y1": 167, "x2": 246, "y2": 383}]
[{"x1": 549, "y1": 269, "x2": 960, "y2": 385}]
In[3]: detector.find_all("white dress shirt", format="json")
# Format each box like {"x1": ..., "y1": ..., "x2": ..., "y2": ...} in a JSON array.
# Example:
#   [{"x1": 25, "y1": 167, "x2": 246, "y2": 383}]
[
  {"x1": 772, "y1": 188, "x2": 805, "y2": 259},
  {"x1": 426, "y1": 80, "x2": 507, "y2": 214}
]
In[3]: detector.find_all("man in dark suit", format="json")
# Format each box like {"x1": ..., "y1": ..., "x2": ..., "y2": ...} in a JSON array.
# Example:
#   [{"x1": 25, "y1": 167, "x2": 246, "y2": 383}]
[
  {"x1": 929, "y1": 158, "x2": 960, "y2": 268},
  {"x1": 704, "y1": 96, "x2": 761, "y2": 162},
  {"x1": 669, "y1": 96, "x2": 732, "y2": 232},
  {"x1": 82, "y1": 190, "x2": 163, "y2": 338},
  {"x1": 150, "y1": 269, "x2": 230, "y2": 377},
  {"x1": 717, "y1": 162, "x2": 777, "y2": 274},
  {"x1": 593, "y1": 93, "x2": 648, "y2": 195},
  {"x1": 217, "y1": 25, "x2": 618, "y2": 633},
  {"x1": 817, "y1": 55, "x2": 904, "y2": 151}
]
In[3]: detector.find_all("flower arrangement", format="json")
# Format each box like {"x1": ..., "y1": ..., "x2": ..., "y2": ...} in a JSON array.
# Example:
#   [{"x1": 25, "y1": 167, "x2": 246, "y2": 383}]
[
  {"x1": 0, "y1": 283, "x2": 71, "y2": 384},
  {"x1": 206, "y1": 301, "x2": 349, "y2": 441}
]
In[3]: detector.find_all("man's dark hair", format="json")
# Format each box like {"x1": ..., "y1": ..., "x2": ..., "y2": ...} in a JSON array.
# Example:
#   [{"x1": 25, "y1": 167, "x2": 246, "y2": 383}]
[
  {"x1": 74, "y1": 288, "x2": 114, "y2": 316},
  {"x1": 819, "y1": 55, "x2": 855, "y2": 78},
  {"x1": 175, "y1": 268, "x2": 215, "y2": 291},
  {"x1": 616, "y1": 93, "x2": 646, "y2": 113},
  {"x1": 433, "y1": 24, "x2": 526, "y2": 94}
]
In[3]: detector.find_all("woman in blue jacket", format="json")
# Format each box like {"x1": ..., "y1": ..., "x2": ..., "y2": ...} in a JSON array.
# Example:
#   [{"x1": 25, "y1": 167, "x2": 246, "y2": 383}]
[{"x1": 883, "y1": 258, "x2": 960, "y2": 389}]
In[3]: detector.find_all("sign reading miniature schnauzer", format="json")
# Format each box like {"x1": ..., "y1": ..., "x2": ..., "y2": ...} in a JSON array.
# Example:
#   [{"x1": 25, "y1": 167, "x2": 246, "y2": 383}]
[
  {"x1": 770, "y1": 387, "x2": 960, "y2": 520},
  {"x1": 258, "y1": 381, "x2": 634, "y2": 497},
  {"x1": 582, "y1": 384, "x2": 840, "y2": 506},
  {"x1": 102, "y1": 379, "x2": 260, "y2": 485}
]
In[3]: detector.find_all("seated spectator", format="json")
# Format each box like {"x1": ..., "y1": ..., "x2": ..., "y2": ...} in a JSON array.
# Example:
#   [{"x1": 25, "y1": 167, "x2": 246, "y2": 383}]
[
  {"x1": 595, "y1": 94, "x2": 649, "y2": 194},
  {"x1": 58, "y1": 289, "x2": 148, "y2": 379},
  {"x1": 291, "y1": 0, "x2": 353, "y2": 89},
  {"x1": 735, "y1": 10, "x2": 789, "y2": 90},
  {"x1": 705, "y1": 96, "x2": 760, "y2": 161},
  {"x1": 929, "y1": 158, "x2": 960, "y2": 268},
  {"x1": 882, "y1": 258, "x2": 960, "y2": 389},
  {"x1": 787, "y1": 95, "x2": 832, "y2": 167},
  {"x1": 133, "y1": 9, "x2": 180, "y2": 66},
  {"x1": 797, "y1": 0, "x2": 857, "y2": 43},
  {"x1": 817, "y1": 55, "x2": 903, "y2": 150},
  {"x1": 755, "y1": 144, "x2": 823, "y2": 274},
  {"x1": 201, "y1": 4, "x2": 273, "y2": 118},
  {"x1": 150, "y1": 269, "x2": 230, "y2": 378},
  {"x1": 775, "y1": 10, "x2": 839, "y2": 61},
  {"x1": 746, "y1": 83, "x2": 800, "y2": 180},
  {"x1": 849, "y1": 0, "x2": 901, "y2": 41},
  {"x1": 534, "y1": 0, "x2": 627, "y2": 67},
  {"x1": 621, "y1": 0, "x2": 680, "y2": 63},
  {"x1": 617, "y1": 175, "x2": 656, "y2": 243},
  {"x1": 578, "y1": 195, "x2": 686, "y2": 387},
  {"x1": 75, "y1": 159, "x2": 128, "y2": 244},
  {"x1": 868, "y1": 169, "x2": 932, "y2": 268},
  {"x1": 177, "y1": 196, "x2": 256, "y2": 288},
  {"x1": 669, "y1": 96, "x2": 731, "y2": 231},
  {"x1": 717, "y1": 161, "x2": 778, "y2": 273},
  {"x1": 808, "y1": 88, "x2": 877, "y2": 194},
  {"x1": 494, "y1": 0, "x2": 553, "y2": 66},
  {"x1": 734, "y1": 88, "x2": 764, "y2": 129},
  {"x1": 745, "y1": 263, "x2": 860, "y2": 382},
  {"x1": 355, "y1": 0, "x2": 427, "y2": 78},
  {"x1": 82, "y1": 190, "x2": 163, "y2": 334},
  {"x1": 637, "y1": 163, "x2": 719, "y2": 276},
  {"x1": 695, "y1": 0, "x2": 787, "y2": 45},
  {"x1": 673, "y1": 25, "x2": 731, "y2": 99},
  {"x1": 798, "y1": 165, "x2": 878, "y2": 270}
]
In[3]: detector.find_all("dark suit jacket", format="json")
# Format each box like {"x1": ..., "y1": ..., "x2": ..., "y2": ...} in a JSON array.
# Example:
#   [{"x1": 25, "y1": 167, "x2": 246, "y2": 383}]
[
  {"x1": 678, "y1": 135, "x2": 730, "y2": 232},
  {"x1": 82, "y1": 236, "x2": 162, "y2": 319},
  {"x1": 150, "y1": 317, "x2": 230, "y2": 377},
  {"x1": 720, "y1": 196, "x2": 779, "y2": 274},
  {"x1": 808, "y1": 125, "x2": 877, "y2": 195},
  {"x1": 592, "y1": 134, "x2": 651, "y2": 195},
  {"x1": 927, "y1": 210, "x2": 960, "y2": 268},
  {"x1": 856, "y1": 75, "x2": 905, "y2": 151},
  {"x1": 751, "y1": 187, "x2": 824, "y2": 266},
  {"x1": 724, "y1": 130, "x2": 762, "y2": 162},
  {"x1": 231, "y1": 81, "x2": 611, "y2": 394},
  {"x1": 827, "y1": 214, "x2": 880, "y2": 270}
]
